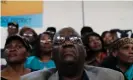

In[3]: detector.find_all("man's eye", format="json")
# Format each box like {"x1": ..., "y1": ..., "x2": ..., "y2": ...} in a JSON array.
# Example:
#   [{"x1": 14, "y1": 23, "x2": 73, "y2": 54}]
[
  {"x1": 57, "y1": 36, "x2": 65, "y2": 42},
  {"x1": 70, "y1": 37, "x2": 74, "y2": 41},
  {"x1": 23, "y1": 33, "x2": 28, "y2": 36},
  {"x1": 29, "y1": 34, "x2": 33, "y2": 36}
]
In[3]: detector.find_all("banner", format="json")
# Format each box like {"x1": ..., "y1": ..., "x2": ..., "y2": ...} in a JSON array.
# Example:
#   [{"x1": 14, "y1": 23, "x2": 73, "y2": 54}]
[{"x1": 1, "y1": 1, "x2": 43, "y2": 28}]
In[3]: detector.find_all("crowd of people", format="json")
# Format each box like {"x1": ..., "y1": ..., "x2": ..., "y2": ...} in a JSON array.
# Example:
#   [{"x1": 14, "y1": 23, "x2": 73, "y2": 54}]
[{"x1": 1, "y1": 22, "x2": 133, "y2": 80}]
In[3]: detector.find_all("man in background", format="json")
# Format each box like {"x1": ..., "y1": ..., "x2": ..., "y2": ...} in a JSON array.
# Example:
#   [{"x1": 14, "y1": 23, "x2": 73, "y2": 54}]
[{"x1": 7, "y1": 22, "x2": 19, "y2": 37}]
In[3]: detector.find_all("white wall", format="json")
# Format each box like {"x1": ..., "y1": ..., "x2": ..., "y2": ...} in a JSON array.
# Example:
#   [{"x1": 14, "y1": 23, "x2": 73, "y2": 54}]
[
  {"x1": 43, "y1": 1, "x2": 133, "y2": 34},
  {"x1": 84, "y1": 1, "x2": 133, "y2": 34},
  {"x1": 1, "y1": 1, "x2": 133, "y2": 48},
  {"x1": 43, "y1": 1, "x2": 83, "y2": 33}
]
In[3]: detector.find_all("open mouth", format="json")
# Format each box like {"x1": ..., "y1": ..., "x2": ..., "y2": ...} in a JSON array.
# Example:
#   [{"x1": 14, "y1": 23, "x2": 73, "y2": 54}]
[
  {"x1": 8, "y1": 52, "x2": 17, "y2": 58},
  {"x1": 63, "y1": 51, "x2": 75, "y2": 57}
]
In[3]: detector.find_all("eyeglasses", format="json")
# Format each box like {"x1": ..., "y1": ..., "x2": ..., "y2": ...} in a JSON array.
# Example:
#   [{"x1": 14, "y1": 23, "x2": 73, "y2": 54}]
[
  {"x1": 23, "y1": 33, "x2": 33, "y2": 37},
  {"x1": 8, "y1": 26, "x2": 17, "y2": 29},
  {"x1": 54, "y1": 36, "x2": 82, "y2": 44},
  {"x1": 40, "y1": 39, "x2": 52, "y2": 43}
]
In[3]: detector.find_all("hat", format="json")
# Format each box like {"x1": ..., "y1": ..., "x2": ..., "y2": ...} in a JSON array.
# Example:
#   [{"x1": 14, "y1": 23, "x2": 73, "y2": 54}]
[
  {"x1": 46, "y1": 27, "x2": 56, "y2": 34},
  {"x1": 5, "y1": 35, "x2": 32, "y2": 52},
  {"x1": 111, "y1": 37, "x2": 133, "y2": 51},
  {"x1": 82, "y1": 32, "x2": 104, "y2": 48},
  {"x1": 8, "y1": 22, "x2": 19, "y2": 29},
  {"x1": 81, "y1": 26, "x2": 93, "y2": 36}
]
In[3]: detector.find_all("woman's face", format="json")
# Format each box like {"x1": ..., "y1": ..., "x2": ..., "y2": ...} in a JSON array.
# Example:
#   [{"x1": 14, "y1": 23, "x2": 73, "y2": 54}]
[
  {"x1": 40, "y1": 34, "x2": 52, "y2": 53},
  {"x1": 4, "y1": 40, "x2": 28, "y2": 64},
  {"x1": 23, "y1": 30, "x2": 35, "y2": 43},
  {"x1": 88, "y1": 36, "x2": 102, "y2": 51},
  {"x1": 103, "y1": 32, "x2": 113, "y2": 45},
  {"x1": 117, "y1": 43, "x2": 133, "y2": 64}
]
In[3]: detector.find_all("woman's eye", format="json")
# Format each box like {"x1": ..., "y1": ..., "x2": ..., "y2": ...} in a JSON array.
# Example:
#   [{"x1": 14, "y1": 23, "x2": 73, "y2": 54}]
[{"x1": 17, "y1": 45, "x2": 24, "y2": 48}]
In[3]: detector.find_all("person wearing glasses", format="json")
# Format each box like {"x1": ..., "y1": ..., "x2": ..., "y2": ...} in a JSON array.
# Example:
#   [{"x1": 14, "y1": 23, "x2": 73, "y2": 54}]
[
  {"x1": 7, "y1": 22, "x2": 19, "y2": 37},
  {"x1": 19, "y1": 27, "x2": 38, "y2": 56},
  {"x1": 21, "y1": 27, "x2": 124, "y2": 80},
  {"x1": 1, "y1": 22, "x2": 19, "y2": 66},
  {"x1": 24, "y1": 32, "x2": 55, "y2": 71}
]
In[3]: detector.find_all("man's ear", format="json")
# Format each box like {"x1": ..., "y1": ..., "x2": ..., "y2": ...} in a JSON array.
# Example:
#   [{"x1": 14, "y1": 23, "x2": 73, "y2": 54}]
[{"x1": 112, "y1": 51, "x2": 118, "y2": 57}]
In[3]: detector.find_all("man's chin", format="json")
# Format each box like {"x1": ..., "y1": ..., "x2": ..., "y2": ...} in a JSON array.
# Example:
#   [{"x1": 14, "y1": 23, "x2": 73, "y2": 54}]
[{"x1": 62, "y1": 59, "x2": 77, "y2": 65}]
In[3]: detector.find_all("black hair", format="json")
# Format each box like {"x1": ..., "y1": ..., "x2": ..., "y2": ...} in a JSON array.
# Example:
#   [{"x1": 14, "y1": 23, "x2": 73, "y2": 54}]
[
  {"x1": 82, "y1": 32, "x2": 104, "y2": 50},
  {"x1": 46, "y1": 27, "x2": 56, "y2": 33},
  {"x1": 101, "y1": 31, "x2": 111, "y2": 38},
  {"x1": 80, "y1": 26, "x2": 93, "y2": 37},
  {"x1": 5, "y1": 35, "x2": 31, "y2": 52}
]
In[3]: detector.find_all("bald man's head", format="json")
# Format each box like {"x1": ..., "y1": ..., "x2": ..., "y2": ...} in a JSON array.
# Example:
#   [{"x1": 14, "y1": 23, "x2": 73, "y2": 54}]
[{"x1": 55, "y1": 27, "x2": 80, "y2": 38}]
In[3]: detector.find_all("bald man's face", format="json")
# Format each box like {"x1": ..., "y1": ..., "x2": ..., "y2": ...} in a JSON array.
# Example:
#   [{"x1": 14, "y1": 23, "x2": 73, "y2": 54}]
[{"x1": 52, "y1": 30, "x2": 86, "y2": 67}]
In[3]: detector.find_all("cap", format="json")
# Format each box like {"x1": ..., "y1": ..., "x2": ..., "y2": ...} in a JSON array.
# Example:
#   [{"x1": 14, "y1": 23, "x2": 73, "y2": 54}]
[
  {"x1": 81, "y1": 26, "x2": 93, "y2": 36},
  {"x1": 46, "y1": 27, "x2": 56, "y2": 34},
  {"x1": 8, "y1": 22, "x2": 19, "y2": 29},
  {"x1": 5, "y1": 35, "x2": 32, "y2": 52}
]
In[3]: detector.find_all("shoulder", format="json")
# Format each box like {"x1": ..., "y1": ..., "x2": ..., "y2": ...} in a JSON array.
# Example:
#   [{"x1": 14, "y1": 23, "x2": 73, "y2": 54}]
[
  {"x1": 21, "y1": 68, "x2": 56, "y2": 80},
  {"x1": 21, "y1": 70, "x2": 45, "y2": 80},
  {"x1": 27, "y1": 56, "x2": 37, "y2": 60},
  {"x1": 84, "y1": 65, "x2": 124, "y2": 80},
  {"x1": 26, "y1": 56, "x2": 37, "y2": 63},
  {"x1": 48, "y1": 60, "x2": 55, "y2": 63}
]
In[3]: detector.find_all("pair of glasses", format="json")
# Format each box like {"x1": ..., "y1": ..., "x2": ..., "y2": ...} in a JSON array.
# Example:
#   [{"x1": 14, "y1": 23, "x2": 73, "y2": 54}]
[
  {"x1": 40, "y1": 39, "x2": 52, "y2": 43},
  {"x1": 8, "y1": 26, "x2": 17, "y2": 29},
  {"x1": 54, "y1": 36, "x2": 82, "y2": 44},
  {"x1": 23, "y1": 33, "x2": 33, "y2": 37}
]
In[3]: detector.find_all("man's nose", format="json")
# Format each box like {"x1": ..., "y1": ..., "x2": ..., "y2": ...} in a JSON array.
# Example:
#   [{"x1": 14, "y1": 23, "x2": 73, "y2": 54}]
[
  {"x1": 62, "y1": 40, "x2": 74, "y2": 48},
  {"x1": 8, "y1": 46, "x2": 17, "y2": 52},
  {"x1": 64, "y1": 40, "x2": 73, "y2": 45}
]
